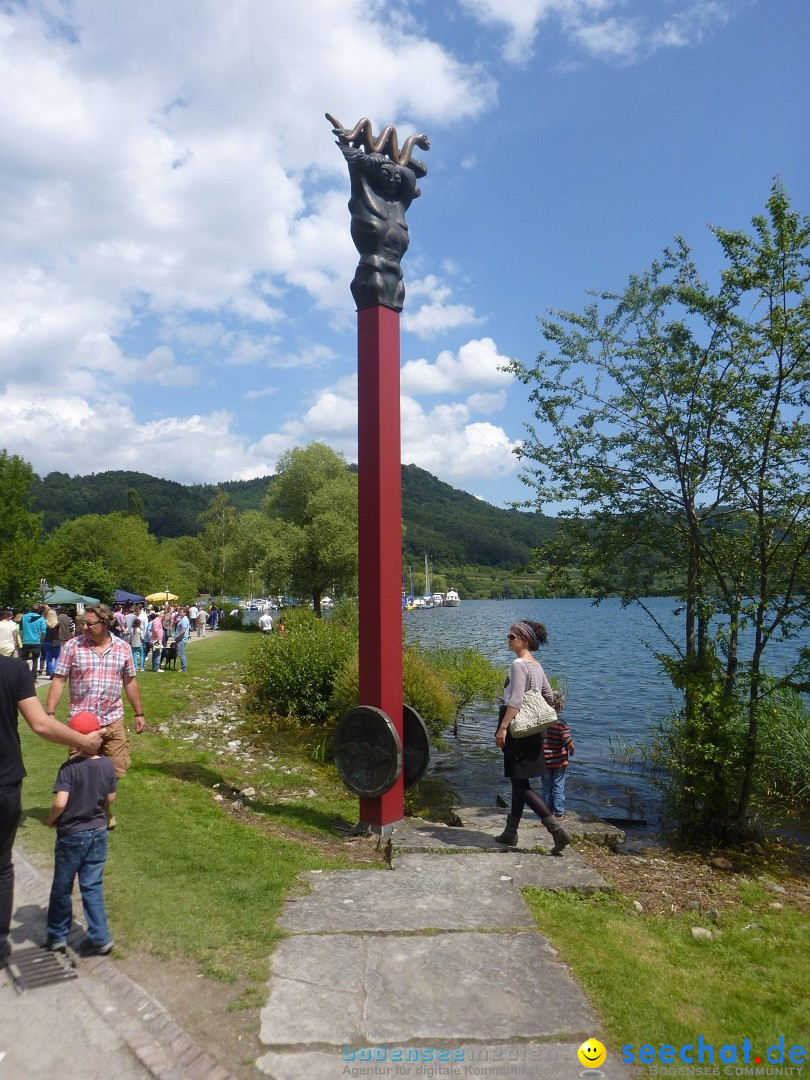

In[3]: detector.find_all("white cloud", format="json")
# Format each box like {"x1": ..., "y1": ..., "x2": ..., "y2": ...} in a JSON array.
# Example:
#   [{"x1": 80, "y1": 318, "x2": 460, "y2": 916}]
[
  {"x1": 270, "y1": 344, "x2": 339, "y2": 371},
  {"x1": 402, "y1": 274, "x2": 485, "y2": 339},
  {"x1": 2, "y1": 388, "x2": 271, "y2": 483},
  {"x1": 459, "y1": 0, "x2": 742, "y2": 64},
  {"x1": 0, "y1": 0, "x2": 495, "y2": 415},
  {"x1": 574, "y1": 18, "x2": 642, "y2": 62},
  {"x1": 466, "y1": 391, "x2": 508, "y2": 414},
  {"x1": 400, "y1": 396, "x2": 520, "y2": 482},
  {"x1": 147, "y1": 347, "x2": 199, "y2": 388},
  {"x1": 401, "y1": 338, "x2": 513, "y2": 395}
]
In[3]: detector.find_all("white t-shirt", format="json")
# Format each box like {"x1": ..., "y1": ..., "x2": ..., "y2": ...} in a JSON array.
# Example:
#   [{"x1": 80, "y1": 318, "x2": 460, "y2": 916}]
[
  {"x1": 0, "y1": 619, "x2": 18, "y2": 656},
  {"x1": 259, "y1": 613, "x2": 274, "y2": 632}
]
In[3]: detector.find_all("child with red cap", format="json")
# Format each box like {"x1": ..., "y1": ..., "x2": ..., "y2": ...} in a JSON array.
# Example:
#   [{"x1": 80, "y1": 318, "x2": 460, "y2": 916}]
[{"x1": 45, "y1": 711, "x2": 117, "y2": 955}]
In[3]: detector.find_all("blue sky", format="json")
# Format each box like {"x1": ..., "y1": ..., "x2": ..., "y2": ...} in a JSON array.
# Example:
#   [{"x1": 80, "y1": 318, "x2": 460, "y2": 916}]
[{"x1": 2, "y1": 0, "x2": 807, "y2": 509}]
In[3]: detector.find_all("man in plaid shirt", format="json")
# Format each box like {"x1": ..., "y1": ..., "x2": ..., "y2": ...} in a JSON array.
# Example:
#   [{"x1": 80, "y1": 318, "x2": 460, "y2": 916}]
[{"x1": 45, "y1": 605, "x2": 146, "y2": 826}]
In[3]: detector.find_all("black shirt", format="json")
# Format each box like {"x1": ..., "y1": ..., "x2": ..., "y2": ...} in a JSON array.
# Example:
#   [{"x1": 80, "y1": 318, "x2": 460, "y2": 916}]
[
  {"x1": 53, "y1": 756, "x2": 117, "y2": 835},
  {"x1": 0, "y1": 656, "x2": 37, "y2": 786}
]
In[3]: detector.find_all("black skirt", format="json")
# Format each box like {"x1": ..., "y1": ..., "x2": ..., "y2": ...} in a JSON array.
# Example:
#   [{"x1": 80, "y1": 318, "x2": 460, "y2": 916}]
[{"x1": 497, "y1": 704, "x2": 546, "y2": 779}]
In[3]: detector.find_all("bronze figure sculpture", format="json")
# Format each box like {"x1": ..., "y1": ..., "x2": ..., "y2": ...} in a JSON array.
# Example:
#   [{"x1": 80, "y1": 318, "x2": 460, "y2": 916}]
[{"x1": 327, "y1": 113, "x2": 430, "y2": 311}]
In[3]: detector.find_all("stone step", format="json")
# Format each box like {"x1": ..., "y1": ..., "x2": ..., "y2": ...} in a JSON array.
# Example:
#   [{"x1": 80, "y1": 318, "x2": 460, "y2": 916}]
[
  {"x1": 280, "y1": 852, "x2": 608, "y2": 935},
  {"x1": 394, "y1": 807, "x2": 625, "y2": 852}
]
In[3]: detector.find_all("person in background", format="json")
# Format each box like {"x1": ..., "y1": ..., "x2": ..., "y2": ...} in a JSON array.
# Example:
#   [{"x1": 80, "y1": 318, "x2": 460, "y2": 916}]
[
  {"x1": 196, "y1": 607, "x2": 209, "y2": 637},
  {"x1": 40, "y1": 605, "x2": 58, "y2": 676},
  {"x1": 208, "y1": 603, "x2": 219, "y2": 633},
  {"x1": 128, "y1": 618, "x2": 145, "y2": 672},
  {"x1": 541, "y1": 690, "x2": 575, "y2": 821},
  {"x1": 56, "y1": 607, "x2": 74, "y2": 649},
  {"x1": 174, "y1": 607, "x2": 191, "y2": 674},
  {"x1": 258, "y1": 610, "x2": 274, "y2": 633},
  {"x1": 0, "y1": 611, "x2": 20, "y2": 658},
  {"x1": 43, "y1": 609, "x2": 62, "y2": 678},
  {"x1": 19, "y1": 604, "x2": 46, "y2": 677},
  {"x1": 148, "y1": 613, "x2": 165, "y2": 673},
  {"x1": 1, "y1": 656, "x2": 102, "y2": 969}
]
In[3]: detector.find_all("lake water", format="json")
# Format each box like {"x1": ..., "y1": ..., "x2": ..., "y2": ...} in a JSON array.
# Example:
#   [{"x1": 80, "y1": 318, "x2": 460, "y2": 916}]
[{"x1": 404, "y1": 597, "x2": 808, "y2": 831}]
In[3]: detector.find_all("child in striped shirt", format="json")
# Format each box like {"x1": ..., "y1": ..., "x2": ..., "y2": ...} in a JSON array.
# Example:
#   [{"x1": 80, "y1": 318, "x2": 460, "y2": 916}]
[{"x1": 541, "y1": 690, "x2": 575, "y2": 820}]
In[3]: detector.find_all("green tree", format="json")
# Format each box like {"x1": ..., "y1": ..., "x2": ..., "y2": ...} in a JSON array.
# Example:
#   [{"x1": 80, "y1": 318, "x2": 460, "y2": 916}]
[
  {"x1": 40, "y1": 512, "x2": 189, "y2": 599},
  {"x1": 228, "y1": 509, "x2": 291, "y2": 599},
  {"x1": 125, "y1": 487, "x2": 145, "y2": 519},
  {"x1": 0, "y1": 451, "x2": 44, "y2": 609},
  {"x1": 263, "y1": 443, "x2": 358, "y2": 615},
  {"x1": 511, "y1": 181, "x2": 810, "y2": 840},
  {"x1": 196, "y1": 490, "x2": 239, "y2": 595}
]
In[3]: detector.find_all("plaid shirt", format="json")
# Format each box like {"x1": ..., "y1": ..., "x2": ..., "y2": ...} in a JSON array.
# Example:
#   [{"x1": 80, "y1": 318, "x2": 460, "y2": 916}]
[{"x1": 54, "y1": 635, "x2": 135, "y2": 727}]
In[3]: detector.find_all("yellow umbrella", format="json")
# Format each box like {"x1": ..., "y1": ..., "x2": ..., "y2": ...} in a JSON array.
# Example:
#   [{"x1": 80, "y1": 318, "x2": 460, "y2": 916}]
[{"x1": 145, "y1": 591, "x2": 179, "y2": 603}]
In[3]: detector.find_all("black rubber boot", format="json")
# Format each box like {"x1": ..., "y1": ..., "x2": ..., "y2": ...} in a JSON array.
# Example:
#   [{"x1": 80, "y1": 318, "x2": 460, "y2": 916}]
[
  {"x1": 494, "y1": 814, "x2": 520, "y2": 847},
  {"x1": 542, "y1": 815, "x2": 572, "y2": 855}
]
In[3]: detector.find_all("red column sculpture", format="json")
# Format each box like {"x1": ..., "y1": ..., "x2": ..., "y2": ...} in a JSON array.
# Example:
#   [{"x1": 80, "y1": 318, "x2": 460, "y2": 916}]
[
  {"x1": 357, "y1": 304, "x2": 403, "y2": 828},
  {"x1": 328, "y1": 113, "x2": 429, "y2": 831}
]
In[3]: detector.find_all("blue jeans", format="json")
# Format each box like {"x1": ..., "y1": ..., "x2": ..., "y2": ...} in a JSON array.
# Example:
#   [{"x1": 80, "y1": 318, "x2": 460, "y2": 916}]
[
  {"x1": 541, "y1": 768, "x2": 568, "y2": 815},
  {"x1": 131, "y1": 645, "x2": 144, "y2": 670},
  {"x1": 43, "y1": 641, "x2": 57, "y2": 675},
  {"x1": 47, "y1": 828, "x2": 111, "y2": 947},
  {"x1": 176, "y1": 637, "x2": 187, "y2": 672}
]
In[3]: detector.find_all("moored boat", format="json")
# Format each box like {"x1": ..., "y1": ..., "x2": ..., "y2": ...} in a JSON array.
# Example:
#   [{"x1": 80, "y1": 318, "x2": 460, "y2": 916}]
[{"x1": 444, "y1": 589, "x2": 460, "y2": 607}]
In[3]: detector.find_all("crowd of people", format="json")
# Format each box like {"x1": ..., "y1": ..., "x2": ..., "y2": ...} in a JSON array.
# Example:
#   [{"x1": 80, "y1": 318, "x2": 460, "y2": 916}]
[{"x1": 0, "y1": 600, "x2": 223, "y2": 680}]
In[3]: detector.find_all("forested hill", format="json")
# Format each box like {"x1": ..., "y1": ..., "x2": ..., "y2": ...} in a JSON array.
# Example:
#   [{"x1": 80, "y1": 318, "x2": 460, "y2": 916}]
[
  {"x1": 31, "y1": 465, "x2": 557, "y2": 570},
  {"x1": 31, "y1": 471, "x2": 269, "y2": 538},
  {"x1": 400, "y1": 464, "x2": 556, "y2": 568}
]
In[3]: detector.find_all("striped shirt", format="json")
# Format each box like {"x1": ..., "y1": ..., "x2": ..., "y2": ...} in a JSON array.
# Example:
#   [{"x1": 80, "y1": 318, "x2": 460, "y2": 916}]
[
  {"x1": 543, "y1": 720, "x2": 573, "y2": 769},
  {"x1": 54, "y1": 635, "x2": 135, "y2": 727}
]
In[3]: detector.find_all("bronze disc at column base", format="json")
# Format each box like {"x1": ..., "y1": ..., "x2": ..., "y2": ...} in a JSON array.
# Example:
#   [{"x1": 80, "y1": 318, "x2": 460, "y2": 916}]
[
  {"x1": 403, "y1": 704, "x2": 431, "y2": 788},
  {"x1": 334, "y1": 705, "x2": 403, "y2": 798}
]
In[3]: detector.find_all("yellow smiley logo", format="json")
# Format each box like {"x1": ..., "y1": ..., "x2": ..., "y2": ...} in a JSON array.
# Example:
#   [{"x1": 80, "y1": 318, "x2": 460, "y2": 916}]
[{"x1": 577, "y1": 1039, "x2": 607, "y2": 1069}]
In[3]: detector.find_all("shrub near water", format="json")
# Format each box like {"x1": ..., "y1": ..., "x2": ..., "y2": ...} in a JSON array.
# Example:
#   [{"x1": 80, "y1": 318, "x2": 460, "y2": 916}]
[
  {"x1": 245, "y1": 606, "x2": 456, "y2": 745},
  {"x1": 244, "y1": 608, "x2": 355, "y2": 721},
  {"x1": 332, "y1": 649, "x2": 455, "y2": 747}
]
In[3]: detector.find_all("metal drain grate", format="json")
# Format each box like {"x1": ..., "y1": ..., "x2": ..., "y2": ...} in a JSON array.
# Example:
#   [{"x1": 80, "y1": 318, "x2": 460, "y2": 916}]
[{"x1": 6, "y1": 945, "x2": 78, "y2": 992}]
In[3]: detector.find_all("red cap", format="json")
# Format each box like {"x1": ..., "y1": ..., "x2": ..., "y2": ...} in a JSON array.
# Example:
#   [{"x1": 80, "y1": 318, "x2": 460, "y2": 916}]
[{"x1": 68, "y1": 711, "x2": 101, "y2": 734}]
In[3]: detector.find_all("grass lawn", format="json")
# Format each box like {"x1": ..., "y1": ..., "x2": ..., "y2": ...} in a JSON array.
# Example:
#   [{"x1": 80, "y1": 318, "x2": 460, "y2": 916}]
[
  {"x1": 18, "y1": 631, "x2": 370, "y2": 984},
  {"x1": 525, "y1": 880, "x2": 809, "y2": 1058}
]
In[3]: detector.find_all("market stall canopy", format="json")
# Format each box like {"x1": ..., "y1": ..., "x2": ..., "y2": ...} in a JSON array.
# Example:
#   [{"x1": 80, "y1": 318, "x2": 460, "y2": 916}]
[
  {"x1": 144, "y1": 592, "x2": 179, "y2": 603},
  {"x1": 44, "y1": 586, "x2": 100, "y2": 605},
  {"x1": 114, "y1": 589, "x2": 145, "y2": 604}
]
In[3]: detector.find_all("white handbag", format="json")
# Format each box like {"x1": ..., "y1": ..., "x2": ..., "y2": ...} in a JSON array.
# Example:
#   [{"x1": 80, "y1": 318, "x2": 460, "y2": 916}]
[{"x1": 509, "y1": 687, "x2": 558, "y2": 739}]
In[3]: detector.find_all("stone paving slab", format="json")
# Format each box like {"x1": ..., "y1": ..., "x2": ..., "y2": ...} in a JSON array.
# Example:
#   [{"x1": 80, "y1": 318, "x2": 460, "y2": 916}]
[
  {"x1": 394, "y1": 851, "x2": 609, "y2": 893},
  {"x1": 281, "y1": 852, "x2": 607, "y2": 933},
  {"x1": 394, "y1": 808, "x2": 625, "y2": 852},
  {"x1": 260, "y1": 931, "x2": 594, "y2": 1047},
  {"x1": 258, "y1": 1042, "x2": 630, "y2": 1080}
]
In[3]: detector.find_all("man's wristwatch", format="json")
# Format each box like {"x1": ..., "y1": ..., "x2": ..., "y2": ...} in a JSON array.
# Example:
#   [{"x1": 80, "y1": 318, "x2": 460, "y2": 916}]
[
  {"x1": 46, "y1": 711, "x2": 55, "y2": 716},
  {"x1": 135, "y1": 713, "x2": 145, "y2": 717}
]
